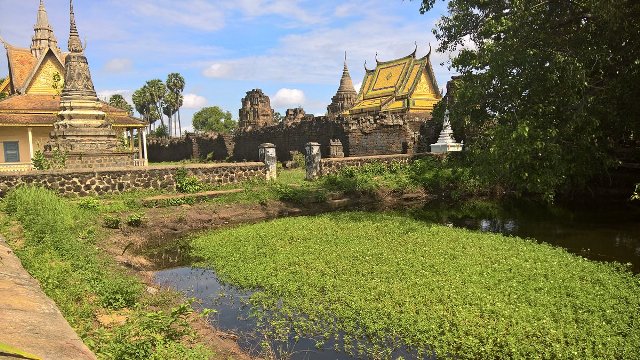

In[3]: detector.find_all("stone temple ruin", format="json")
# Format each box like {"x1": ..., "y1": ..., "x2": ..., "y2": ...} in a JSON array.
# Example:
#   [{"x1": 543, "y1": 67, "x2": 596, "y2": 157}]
[{"x1": 149, "y1": 47, "x2": 449, "y2": 163}]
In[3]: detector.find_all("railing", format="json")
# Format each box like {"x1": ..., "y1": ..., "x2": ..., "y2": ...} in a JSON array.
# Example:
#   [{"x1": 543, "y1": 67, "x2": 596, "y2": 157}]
[{"x1": 0, "y1": 163, "x2": 33, "y2": 173}]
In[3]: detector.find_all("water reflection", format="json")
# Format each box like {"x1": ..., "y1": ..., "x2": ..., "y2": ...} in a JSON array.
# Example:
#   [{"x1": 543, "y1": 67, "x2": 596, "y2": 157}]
[{"x1": 414, "y1": 200, "x2": 640, "y2": 273}]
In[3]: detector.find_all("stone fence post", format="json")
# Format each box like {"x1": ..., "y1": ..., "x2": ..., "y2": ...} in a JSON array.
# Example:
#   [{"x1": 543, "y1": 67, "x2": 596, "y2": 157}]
[
  {"x1": 305, "y1": 142, "x2": 321, "y2": 180},
  {"x1": 259, "y1": 143, "x2": 277, "y2": 180}
]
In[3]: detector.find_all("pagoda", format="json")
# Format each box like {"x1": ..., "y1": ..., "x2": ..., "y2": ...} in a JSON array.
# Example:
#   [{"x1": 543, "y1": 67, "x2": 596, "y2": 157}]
[
  {"x1": 327, "y1": 53, "x2": 358, "y2": 117},
  {"x1": 44, "y1": 0, "x2": 137, "y2": 168},
  {"x1": 348, "y1": 46, "x2": 442, "y2": 116},
  {"x1": 0, "y1": 1, "x2": 145, "y2": 171}
]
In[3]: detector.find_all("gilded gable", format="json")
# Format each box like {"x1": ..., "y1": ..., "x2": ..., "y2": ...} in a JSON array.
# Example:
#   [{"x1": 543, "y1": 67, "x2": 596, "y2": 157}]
[
  {"x1": 25, "y1": 53, "x2": 65, "y2": 95},
  {"x1": 349, "y1": 50, "x2": 441, "y2": 116}
]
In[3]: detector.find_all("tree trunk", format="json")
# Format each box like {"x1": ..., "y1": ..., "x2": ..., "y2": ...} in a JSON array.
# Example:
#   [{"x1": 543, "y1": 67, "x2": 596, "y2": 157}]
[{"x1": 178, "y1": 109, "x2": 182, "y2": 137}]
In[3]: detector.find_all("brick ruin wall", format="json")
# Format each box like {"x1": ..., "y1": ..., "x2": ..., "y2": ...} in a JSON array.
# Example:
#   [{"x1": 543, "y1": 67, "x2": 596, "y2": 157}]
[
  {"x1": 318, "y1": 153, "x2": 438, "y2": 176},
  {"x1": 147, "y1": 134, "x2": 235, "y2": 162},
  {"x1": 147, "y1": 114, "x2": 440, "y2": 163},
  {"x1": 0, "y1": 163, "x2": 267, "y2": 198}
]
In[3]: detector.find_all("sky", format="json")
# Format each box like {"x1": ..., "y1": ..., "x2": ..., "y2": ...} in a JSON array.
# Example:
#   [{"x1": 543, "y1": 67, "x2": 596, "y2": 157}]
[{"x1": 0, "y1": 0, "x2": 454, "y2": 132}]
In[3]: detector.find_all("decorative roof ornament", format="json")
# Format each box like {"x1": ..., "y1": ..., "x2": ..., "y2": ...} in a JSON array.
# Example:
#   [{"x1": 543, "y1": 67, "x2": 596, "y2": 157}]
[
  {"x1": 60, "y1": 0, "x2": 97, "y2": 100},
  {"x1": 427, "y1": 43, "x2": 432, "y2": 58},
  {"x1": 412, "y1": 41, "x2": 418, "y2": 57}
]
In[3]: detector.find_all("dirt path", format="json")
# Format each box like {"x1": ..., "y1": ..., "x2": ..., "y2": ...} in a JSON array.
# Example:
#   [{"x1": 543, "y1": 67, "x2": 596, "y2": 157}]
[{"x1": 0, "y1": 235, "x2": 95, "y2": 360}]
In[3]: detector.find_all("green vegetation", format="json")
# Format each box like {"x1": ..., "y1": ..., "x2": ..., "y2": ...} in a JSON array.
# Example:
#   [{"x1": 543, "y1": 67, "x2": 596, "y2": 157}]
[
  {"x1": 108, "y1": 94, "x2": 134, "y2": 115},
  {"x1": 323, "y1": 161, "x2": 416, "y2": 194},
  {"x1": 1, "y1": 187, "x2": 211, "y2": 359},
  {"x1": 192, "y1": 212, "x2": 640, "y2": 359},
  {"x1": 31, "y1": 149, "x2": 67, "y2": 170},
  {"x1": 192, "y1": 106, "x2": 237, "y2": 134},
  {"x1": 175, "y1": 168, "x2": 205, "y2": 193},
  {"x1": 133, "y1": 73, "x2": 185, "y2": 137},
  {"x1": 417, "y1": 0, "x2": 640, "y2": 201}
]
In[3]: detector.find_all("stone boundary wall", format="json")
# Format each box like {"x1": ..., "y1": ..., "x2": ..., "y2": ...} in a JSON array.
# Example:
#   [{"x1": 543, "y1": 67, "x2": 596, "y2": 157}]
[
  {"x1": 0, "y1": 163, "x2": 267, "y2": 198},
  {"x1": 319, "y1": 153, "x2": 437, "y2": 176},
  {"x1": 147, "y1": 134, "x2": 235, "y2": 163}
]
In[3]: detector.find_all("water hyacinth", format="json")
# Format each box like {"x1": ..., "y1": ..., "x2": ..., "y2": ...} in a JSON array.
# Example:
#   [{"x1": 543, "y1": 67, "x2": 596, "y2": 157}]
[{"x1": 192, "y1": 212, "x2": 640, "y2": 359}]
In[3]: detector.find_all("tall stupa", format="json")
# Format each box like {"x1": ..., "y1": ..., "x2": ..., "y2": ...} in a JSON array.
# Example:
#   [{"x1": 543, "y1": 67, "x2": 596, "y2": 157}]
[
  {"x1": 45, "y1": 0, "x2": 136, "y2": 168},
  {"x1": 327, "y1": 53, "x2": 358, "y2": 117}
]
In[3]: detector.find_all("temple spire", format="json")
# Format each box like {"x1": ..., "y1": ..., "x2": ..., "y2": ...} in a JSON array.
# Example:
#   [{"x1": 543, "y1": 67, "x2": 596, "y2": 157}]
[
  {"x1": 31, "y1": 0, "x2": 60, "y2": 58},
  {"x1": 68, "y1": 0, "x2": 83, "y2": 53},
  {"x1": 327, "y1": 53, "x2": 358, "y2": 117}
]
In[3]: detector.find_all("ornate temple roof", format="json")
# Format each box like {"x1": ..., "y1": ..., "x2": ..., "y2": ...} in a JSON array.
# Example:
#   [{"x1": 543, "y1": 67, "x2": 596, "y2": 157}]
[
  {"x1": 0, "y1": 94, "x2": 144, "y2": 127},
  {"x1": 31, "y1": 0, "x2": 61, "y2": 58},
  {"x1": 348, "y1": 47, "x2": 442, "y2": 115}
]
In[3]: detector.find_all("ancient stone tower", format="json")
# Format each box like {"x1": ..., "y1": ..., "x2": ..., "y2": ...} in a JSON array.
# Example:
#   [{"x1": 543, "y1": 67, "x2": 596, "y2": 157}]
[
  {"x1": 327, "y1": 53, "x2": 358, "y2": 117},
  {"x1": 238, "y1": 89, "x2": 275, "y2": 130}
]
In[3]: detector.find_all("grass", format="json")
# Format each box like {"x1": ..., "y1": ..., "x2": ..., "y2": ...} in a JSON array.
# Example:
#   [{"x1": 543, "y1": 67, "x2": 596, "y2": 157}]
[
  {"x1": 0, "y1": 187, "x2": 212, "y2": 359},
  {"x1": 191, "y1": 212, "x2": 640, "y2": 359}
]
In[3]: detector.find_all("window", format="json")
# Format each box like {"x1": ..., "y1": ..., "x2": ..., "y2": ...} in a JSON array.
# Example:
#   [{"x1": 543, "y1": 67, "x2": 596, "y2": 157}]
[{"x1": 3, "y1": 141, "x2": 20, "y2": 163}]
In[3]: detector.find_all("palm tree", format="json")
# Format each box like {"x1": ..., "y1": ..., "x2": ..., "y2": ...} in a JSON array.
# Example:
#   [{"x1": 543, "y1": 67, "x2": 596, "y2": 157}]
[
  {"x1": 108, "y1": 94, "x2": 133, "y2": 115},
  {"x1": 166, "y1": 73, "x2": 185, "y2": 137},
  {"x1": 145, "y1": 79, "x2": 167, "y2": 131}
]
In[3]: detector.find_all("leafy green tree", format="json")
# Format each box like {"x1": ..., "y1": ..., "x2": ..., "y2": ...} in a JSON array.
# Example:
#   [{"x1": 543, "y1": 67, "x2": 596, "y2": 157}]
[
  {"x1": 274, "y1": 112, "x2": 284, "y2": 123},
  {"x1": 192, "y1": 106, "x2": 237, "y2": 134},
  {"x1": 108, "y1": 94, "x2": 133, "y2": 115},
  {"x1": 132, "y1": 86, "x2": 159, "y2": 131},
  {"x1": 418, "y1": 0, "x2": 640, "y2": 200}
]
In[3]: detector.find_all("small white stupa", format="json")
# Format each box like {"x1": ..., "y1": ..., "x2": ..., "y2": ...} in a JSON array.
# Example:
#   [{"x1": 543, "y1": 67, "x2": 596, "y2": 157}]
[{"x1": 430, "y1": 107, "x2": 463, "y2": 154}]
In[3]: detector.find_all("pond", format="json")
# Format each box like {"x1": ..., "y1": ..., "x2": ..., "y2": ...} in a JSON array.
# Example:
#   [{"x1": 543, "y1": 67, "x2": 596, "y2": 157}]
[{"x1": 153, "y1": 199, "x2": 640, "y2": 359}]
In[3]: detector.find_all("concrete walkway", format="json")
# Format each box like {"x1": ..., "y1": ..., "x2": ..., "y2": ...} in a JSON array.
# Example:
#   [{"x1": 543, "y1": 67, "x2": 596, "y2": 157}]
[{"x1": 0, "y1": 235, "x2": 95, "y2": 360}]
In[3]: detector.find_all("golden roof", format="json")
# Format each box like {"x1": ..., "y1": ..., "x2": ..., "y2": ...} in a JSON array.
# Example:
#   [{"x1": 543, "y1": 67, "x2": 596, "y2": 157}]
[{"x1": 349, "y1": 49, "x2": 442, "y2": 115}]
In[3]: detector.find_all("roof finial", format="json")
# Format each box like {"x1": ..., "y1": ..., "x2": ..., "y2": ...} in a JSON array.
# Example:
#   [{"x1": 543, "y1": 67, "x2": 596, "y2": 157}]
[
  {"x1": 427, "y1": 42, "x2": 432, "y2": 58},
  {"x1": 68, "y1": 0, "x2": 83, "y2": 53},
  {"x1": 344, "y1": 51, "x2": 347, "y2": 64},
  {"x1": 413, "y1": 41, "x2": 418, "y2": 57},
  {"x1": 375, "y1": 52, "x2": 379, "y2": 63}
]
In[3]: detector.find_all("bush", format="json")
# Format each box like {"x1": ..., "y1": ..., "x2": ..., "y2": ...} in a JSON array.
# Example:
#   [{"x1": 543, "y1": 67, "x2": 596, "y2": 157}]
[
  {"x1": 410, "y1": 156, "x2": 481, "y2": 199},
  {"x1": 126, "y1": 212, "x2": 145, "y2": 227},
  {"x1": 103, "y1": 215, "x2": 121, "y2": 229},
  {"x1": 323, "y1": 161, "x2": 415, "y2": 194},
  {"x1": 175, "y1": 168, "x2": 204, "y2": 194},
  {"x1": 77, "y1": 197, "x2": 101, "y2": 211}
]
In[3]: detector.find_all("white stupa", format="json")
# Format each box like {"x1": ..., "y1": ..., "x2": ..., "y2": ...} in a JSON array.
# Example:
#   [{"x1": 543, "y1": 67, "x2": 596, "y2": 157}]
[{"x1": 430, "y1": 109, "x2": 463, "y2": 154}]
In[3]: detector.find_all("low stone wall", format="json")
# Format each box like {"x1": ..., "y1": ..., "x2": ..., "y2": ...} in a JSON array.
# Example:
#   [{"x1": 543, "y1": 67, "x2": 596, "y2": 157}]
[
  {"x1": 319, "y1": 154, "x2": 437, "y2": 176},
  {"x1": 0, "y1": 163, "x2": 267, "y2": 197}
]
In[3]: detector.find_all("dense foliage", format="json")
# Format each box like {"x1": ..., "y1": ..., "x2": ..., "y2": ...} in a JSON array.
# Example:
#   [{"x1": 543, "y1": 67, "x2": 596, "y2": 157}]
[
  {"x1": 132, "y1": 73, "x2": 185, "y2": 137},
  {"x1": 418, "y1": 0, "x2": 640, "y2": 200},
  {"x1": 192, "y1": 106, "x2": 237, "y2": 134},
  {"x1": 108, "y1": 94, "x2": 133, "y2": 115},
  {"x1": 192, "y1": 212, "x2": 640, "y2": 359},
  {"x1": 1, "y1": 187, "x2": 210, "y2": 359}
]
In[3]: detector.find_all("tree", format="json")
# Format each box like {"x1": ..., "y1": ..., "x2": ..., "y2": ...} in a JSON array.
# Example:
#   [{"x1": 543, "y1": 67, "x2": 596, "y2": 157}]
[
  {"x1": 108, "y1": 94, "x2": 133, "y2": 115},
  {"x1": 192, "y1": 106, "x2": 237, "y2": 134},
  {"x1": 419, "y1": 0, "x2": 640, "y2": 200},
  {"x1": 274, "y1": 112, "x2": 284, "y2": 123},
  {"x1": 132, "y1": 86, "x2": 159, "y2": 132},
  {"x1": 145, "y1": 79, "x2": 167, "y2": 130},
  {"x1": 166, "y1": 73, "x2": 185, "y2": 137}
]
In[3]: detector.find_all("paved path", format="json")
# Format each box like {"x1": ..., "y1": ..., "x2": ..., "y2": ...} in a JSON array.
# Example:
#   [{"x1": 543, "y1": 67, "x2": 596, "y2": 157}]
[{"x1": 0, "y1": 235, "x2": 96, "y2": 360}]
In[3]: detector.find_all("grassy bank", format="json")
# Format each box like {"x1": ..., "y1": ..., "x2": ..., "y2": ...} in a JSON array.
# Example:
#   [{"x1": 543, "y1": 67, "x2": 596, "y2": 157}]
[
  {"x1": 192, "y1": 212, "x2": 640, "y2": 359},
  {"x1": 0, "y1": 187, "x2": 212, "y2": 359}
]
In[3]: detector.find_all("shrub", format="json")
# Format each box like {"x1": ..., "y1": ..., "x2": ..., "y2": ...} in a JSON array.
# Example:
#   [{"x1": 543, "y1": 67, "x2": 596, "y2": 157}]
[
  {"x1": 103, "y1": 215, "x2": 121, "y2": 229},
  {"x1": 77, "y1": 197, "x2": 101, "y2": 211},
  {"x1": 175, "y1": 168, "x2": 204, "y2": 194},
  {"x1": 126, "y1": 212, "x2": 145, "y2": 227}
]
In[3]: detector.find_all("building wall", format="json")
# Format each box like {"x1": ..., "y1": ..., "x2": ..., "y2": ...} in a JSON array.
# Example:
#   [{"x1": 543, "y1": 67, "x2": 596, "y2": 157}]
[{"x1": 0, "y1": 126, "x2": 53, "y2": 163}]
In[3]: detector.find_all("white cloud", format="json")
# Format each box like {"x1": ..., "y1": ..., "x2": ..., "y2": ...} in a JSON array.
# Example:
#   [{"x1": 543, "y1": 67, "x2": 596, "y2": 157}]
[
  {"x1": 183, "y1": 93, "x2": 208, "y2": 109},
  {"x1": 104, "y1": 58, "x2": 133, "y2": 73},
  {"x1": 354, "y1": 82, "x2": 362, "y2": 93},
  {"x1": 271, "y1": 88, "x2": 306, "y2": 109},
  {"x1": 203, "y1": 63, "x2": 233, "y2": 78},
  {"x1": 97, "y1": 89, "x2": 133, "y2": 104},
  {"x1": 124, "y1": 0, "x2": 226, "y2": 32}
]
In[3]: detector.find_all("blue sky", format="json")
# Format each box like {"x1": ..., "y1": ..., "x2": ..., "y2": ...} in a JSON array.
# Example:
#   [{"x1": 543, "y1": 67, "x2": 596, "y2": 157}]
[{"x1": 0, "y1": 0, "x2": 454, "y2": 131}]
